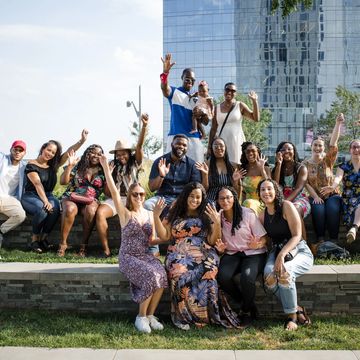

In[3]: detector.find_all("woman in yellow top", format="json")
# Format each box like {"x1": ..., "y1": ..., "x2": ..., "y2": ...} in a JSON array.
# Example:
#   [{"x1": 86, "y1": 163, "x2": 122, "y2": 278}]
[{"x1": 238, "y1": 142, "x2": 271, "y2": 214}]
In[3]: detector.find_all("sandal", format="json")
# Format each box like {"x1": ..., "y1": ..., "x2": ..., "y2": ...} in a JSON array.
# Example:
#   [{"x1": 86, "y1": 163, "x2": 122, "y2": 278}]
[
  {"x1": 57, "y1": 244, "x2": 67, "y2": 257},
  {"x1": 296, "y1": 306, "x2": 311, "y2": 326},
  {"x1": 284, "y1": 317, "x2": 298, "y2": 331},
  {"x1": 78, "y1": 244, "x2": 87, "y2": 258}
]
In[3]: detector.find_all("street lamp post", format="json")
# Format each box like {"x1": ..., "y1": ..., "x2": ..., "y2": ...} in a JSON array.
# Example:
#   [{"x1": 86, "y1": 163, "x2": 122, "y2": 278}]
[{"x1": 126, "y1": 85, "x2": 142, "y2": 130}]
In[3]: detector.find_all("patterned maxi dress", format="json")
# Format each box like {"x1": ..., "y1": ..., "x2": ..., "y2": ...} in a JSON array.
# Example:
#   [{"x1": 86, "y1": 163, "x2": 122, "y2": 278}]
[
  {"x1": 119, "y1": 213, "x2": 168, "y2": 303},
  {"x1": 166, "y1": 217, "x2": 242, "y2": 329},
  {"x1": 340, "y1": 161, "x2": 360, "y2": 226}
]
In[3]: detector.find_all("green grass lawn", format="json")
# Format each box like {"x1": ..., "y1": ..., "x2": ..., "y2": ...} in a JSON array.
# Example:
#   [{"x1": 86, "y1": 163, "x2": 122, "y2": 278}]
[{"x1": 0, "y1": 310, "x2": 359, "y2": 350}]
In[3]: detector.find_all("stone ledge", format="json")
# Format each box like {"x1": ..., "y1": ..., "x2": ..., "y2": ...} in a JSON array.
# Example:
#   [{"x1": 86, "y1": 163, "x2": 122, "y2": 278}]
[{"x1": 0, "y1": 262, "x2": 359, "y2": 315}]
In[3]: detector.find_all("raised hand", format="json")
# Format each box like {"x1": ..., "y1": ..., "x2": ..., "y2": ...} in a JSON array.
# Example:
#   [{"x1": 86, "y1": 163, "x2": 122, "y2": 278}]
[
  {"x1": 232, "y1": 168, "x2": 247, "y2": 183},
  {"x1": 153, "y1": 197, "x2": 167, "y2": 218},
  {"x1": 161, "y1": 53, "x2": 176, "y2": 73},
  {"x1": 195, "y1": 162, "x2": 209, "y2": 175},
  {"x1": 336, "y1": 113, "x2": 345, "y2": 123},
  {"x1": 205, "y1": 203, "x2": 220, "y2": 225},
  {"x1": 81, "y1": 129, "x2": 89, "y2": 143},
  {"x1": 158, "y1": 158, "x2": 170, "y2": 178},
  {"x1": 248, "y1": 90, "x2": 258, "y2": 102},
  {"x1": 214, "y1": 239, "x2": 226, "y2": 253},
  {"x1": 256, "y1": 153, "x2": 268, "y2": 169},
  {"x1": 67, "y1": 150, "x2": 80, "y2": 167},
  {"x1": 275, "y1": 151, "x2": 283, "y2": 166},
  {"x1": 141, "y1": 113, "x2": 149, "y2": 127},
  {"x1": 99, "y1": 154, "x2": 109, "y2": 169},
  {"x1": 108, "y1": 160, "x2": 116, "y2": 173}
]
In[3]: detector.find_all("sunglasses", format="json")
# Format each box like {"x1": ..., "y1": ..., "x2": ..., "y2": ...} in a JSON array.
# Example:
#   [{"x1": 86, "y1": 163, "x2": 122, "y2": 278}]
[
  {"x1": 131, "y1": 192, "x2": 146, "y2": 198},
  {"x1": 225, "y1": 88, "x2": 236, "y2": 93}
]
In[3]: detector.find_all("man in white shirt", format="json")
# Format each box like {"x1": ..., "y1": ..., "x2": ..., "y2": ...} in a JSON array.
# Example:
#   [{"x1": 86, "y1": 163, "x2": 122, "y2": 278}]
[{"x1": 0, "y1": 140, "x2": 27, "y2": 250}]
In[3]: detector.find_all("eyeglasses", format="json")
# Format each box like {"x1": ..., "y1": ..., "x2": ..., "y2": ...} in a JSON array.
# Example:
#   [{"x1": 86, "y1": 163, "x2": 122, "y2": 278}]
[
  {"x1": 131, "y1": 192, "x2": 146, "y2": 198},
  {"x1": 225, "y1": 88, "x2": 236, "y2": 93},
  {"x1": 218, "y1": 195, "x2": 234, "y2": 201},
  {"x1": 351, "y1": 145, "x2": 360, "y2": 150}
]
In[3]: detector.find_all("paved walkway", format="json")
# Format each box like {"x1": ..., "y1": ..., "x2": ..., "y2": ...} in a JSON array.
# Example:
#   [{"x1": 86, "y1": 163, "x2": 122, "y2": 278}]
[{"x1": 0, "y1": 348, "x2": 359, "y2": 360}]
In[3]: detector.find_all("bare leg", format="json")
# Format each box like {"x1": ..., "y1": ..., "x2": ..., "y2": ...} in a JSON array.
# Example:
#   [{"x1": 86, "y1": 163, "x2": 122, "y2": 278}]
[
  {"x1": 138, "y1": 294, "x2": 153, "y2": 317},
  {"x1": 60, "y1": 200, "x2": 79, "y2": 246},
  {"x1": 78, "y1": 201, "x2": 99, "y2": 256},
  {"x1": 147, "y1": 288, "x2": 164, "y2": 316},
  {"x1": 95, "y1": 204, "x2": 113, "y2": 256},
  {"x1": 190, "y1": 113, "x2": 199, "y2": 134}
]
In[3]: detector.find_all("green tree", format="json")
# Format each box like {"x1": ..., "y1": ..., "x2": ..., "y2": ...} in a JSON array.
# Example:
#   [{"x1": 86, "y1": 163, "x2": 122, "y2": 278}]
[
  {"x1": 271, "y1": 0, "x2": 313, "y2": 17},
  {"x1": 317, "y1": 86, "x2": 360, "y2": 151},
  {"x1": 130, "y1": 121, "x2": 163, "y2": 158}
]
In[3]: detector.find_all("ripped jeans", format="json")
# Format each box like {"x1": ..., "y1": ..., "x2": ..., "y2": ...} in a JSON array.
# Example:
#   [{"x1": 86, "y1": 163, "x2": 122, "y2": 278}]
[{"x1": 263, "y1": 240, "x2": 313, "y2": 314}]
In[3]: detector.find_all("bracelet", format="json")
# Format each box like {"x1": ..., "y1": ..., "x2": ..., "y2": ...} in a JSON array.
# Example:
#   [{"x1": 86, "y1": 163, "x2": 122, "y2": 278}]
[{"x1": 160, "y1": 72, "x2": 169, "y2": 84}]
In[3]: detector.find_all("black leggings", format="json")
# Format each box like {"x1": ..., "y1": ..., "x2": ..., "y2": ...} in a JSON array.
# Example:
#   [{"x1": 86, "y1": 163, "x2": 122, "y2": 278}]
[{"x1": 217, "y1": 252, "x2": 266, "y2": 312}]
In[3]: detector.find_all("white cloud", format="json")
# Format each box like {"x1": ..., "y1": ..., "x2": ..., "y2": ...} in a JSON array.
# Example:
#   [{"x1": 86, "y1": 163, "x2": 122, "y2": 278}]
[{"x1": 0, "y1": 24, "x2": 96, "y2": 43}]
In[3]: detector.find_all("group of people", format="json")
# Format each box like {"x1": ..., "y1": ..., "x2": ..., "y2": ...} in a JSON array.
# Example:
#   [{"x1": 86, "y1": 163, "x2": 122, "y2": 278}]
[{"x1": 0, "y1": 53, "x2": 359, "y2": 334}]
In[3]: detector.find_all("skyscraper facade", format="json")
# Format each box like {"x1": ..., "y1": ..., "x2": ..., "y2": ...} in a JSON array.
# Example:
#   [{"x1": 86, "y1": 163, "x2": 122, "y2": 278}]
[{"x1": 163, "y1": 0, "x2": 360, "y2": 157}]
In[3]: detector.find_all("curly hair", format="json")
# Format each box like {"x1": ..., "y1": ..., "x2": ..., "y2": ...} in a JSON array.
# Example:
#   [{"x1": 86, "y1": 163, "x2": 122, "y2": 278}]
[
  {"x1": 257, "y1": 178, "x2": 284, "y2": 220},
  {"x1": 216, "y1": 186, "x2": 243, "y2": 235},
  {"x1": 272, "y1": 141, "x2": 302, "y2": 188},
  {"x1": 167, "y1": 182, "x2": 211, "y2": 233},
  {"x1": 125, "y1": 182, "x2": 144, "y2": 211},
  {"x1": 209, "y1": 137, "x2": 234, "y2": 186},
  {"x1": 240, "y1": 141, "x2": 269, "y2": 170},
  {"x1": 38, "y1": 140, "x2": 62, "y2": 170},
  {"x1": 76, "y1": 144, "x2": 104, "y2": 177}
]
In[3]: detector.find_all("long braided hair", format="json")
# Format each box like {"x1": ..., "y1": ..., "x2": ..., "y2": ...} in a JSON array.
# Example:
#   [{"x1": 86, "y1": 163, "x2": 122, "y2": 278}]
[
  {"x1": 272, "y1": 141, "x2": 302, "y2": 188},
  {"x1": 76, "y1": 144, "x2": 104, "y2": 177},
  {"x1": 167, "y1": 182, "x2": 212, "y2": 233},
  {"x1": 216, "y1": 186, "x2": 243, "y2": 235}
]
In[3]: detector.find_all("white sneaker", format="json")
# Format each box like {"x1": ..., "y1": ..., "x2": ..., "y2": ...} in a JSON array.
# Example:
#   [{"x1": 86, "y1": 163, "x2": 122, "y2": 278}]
[
  {"x1": 134, "y1": 316, "x2": 151, "y2": 333},
  {"x1": 147, "y1": 315, "x2": 164, "y2": 331},
  {"x1": 176, "y1": 323, "x2": 190, "y2": 331}
]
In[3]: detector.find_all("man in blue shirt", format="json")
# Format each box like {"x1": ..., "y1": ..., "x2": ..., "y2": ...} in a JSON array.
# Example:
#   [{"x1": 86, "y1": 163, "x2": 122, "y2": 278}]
[
  {"x1": 160, "y1": 53, "x2": 210, "y2": 162},
  {"x1": 0, "y1": 140, "x2": 27, "y2": 251},
  {"x1": 145, "y1": 134, "x2": 202, "y2": 212}
]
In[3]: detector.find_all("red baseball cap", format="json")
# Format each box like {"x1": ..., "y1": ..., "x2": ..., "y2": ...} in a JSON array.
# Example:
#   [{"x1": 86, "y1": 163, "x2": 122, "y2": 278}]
[{"x1": 11, "y1": 140, "x2": 26, "y2": 151}]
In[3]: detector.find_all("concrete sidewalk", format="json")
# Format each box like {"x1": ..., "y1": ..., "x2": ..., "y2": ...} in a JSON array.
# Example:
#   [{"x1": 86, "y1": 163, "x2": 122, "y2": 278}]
[{"x1": 0, "y1": 348, "x2": 359, "y2": 360}]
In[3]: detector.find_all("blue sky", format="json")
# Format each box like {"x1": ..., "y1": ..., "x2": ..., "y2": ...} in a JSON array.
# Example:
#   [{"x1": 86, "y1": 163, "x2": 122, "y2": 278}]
[{"x1": 0, "y1": 0, "x2": 163, "y2": 158}]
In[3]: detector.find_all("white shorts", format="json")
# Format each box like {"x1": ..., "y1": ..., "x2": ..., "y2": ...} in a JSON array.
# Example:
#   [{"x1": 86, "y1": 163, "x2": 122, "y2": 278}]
[
  {"x1": 101, "y1": 196, "x2": 127, "y2": 216},
  {"x1": 166, "y1": 135, "x2": 204, "y2": 163}
]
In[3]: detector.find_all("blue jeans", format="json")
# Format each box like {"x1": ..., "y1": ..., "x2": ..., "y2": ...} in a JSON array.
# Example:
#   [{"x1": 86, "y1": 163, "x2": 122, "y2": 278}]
[
  {"x1": 310, "y1": 195, "x2": 342, "y2": 241},
  {"x1": 264, "y1": 240, "x2": 313, "y2": 314},
  {"x1": 21, "y1": 191, "x2": 60, "y2": 235}
]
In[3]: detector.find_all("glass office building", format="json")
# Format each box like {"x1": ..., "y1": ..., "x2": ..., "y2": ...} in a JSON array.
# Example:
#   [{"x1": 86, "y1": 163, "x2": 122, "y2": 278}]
[{"x1": 163, "y1": 0, "x2": 360, "y2": 157}]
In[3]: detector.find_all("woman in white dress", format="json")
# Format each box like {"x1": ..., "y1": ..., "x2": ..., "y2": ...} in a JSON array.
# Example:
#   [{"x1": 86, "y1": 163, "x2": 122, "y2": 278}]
[{"x1": 208, "y1": 82, "x2": 260, "y2": 166}]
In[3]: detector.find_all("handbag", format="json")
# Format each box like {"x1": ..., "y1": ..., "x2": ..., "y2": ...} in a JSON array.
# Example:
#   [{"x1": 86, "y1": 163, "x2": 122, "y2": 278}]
[
  {"x1": 275, "y1": 241, "x2": 299, "y2": 262},
  {"x1": 69, "y1": 192, "x2": 94, "y2": 205},
  {"x1": 218, "y1": 103, "x2": 236, "y2": 137}
]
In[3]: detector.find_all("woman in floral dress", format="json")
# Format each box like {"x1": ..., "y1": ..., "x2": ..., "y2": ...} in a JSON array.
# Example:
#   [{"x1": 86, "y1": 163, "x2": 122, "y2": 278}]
[
  {"x1": 58, "y1": 144, "x2": 105, "y2": 257},
  {"x1": 99, "y1": 155, "x2": 167, "y2": 334},
  {"x1": 153, "y1": 181, "x2": 242, "y2": 330}
]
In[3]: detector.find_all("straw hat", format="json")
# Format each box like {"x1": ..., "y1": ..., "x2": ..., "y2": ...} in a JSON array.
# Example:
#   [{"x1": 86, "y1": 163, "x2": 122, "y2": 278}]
[{"x1": 109, "y1": 139, "x2": 135, "y2": 154}]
